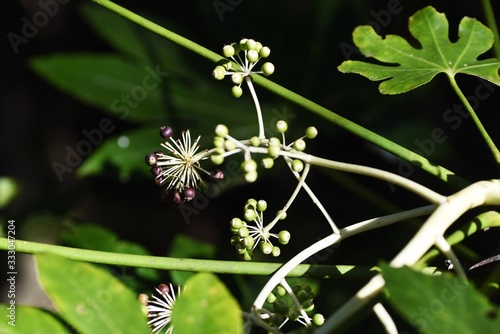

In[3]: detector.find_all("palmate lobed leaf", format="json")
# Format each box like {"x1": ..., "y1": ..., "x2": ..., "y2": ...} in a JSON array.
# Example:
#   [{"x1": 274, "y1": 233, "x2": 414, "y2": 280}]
[{"x1": 338, "y1": 6, "x2": 500, "y2": 94}]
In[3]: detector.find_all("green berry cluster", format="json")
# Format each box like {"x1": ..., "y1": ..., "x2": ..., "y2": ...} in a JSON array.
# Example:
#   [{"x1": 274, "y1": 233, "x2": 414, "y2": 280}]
[
  {"x1": 212, "y1": 38, "x2": 274, "y2": 98},
  {"x1": 264, "y1": 283, "x2": 324, "y2": 329},
  {"x1": 230, "y1": 199, "x2": 290, "y2": 261}
]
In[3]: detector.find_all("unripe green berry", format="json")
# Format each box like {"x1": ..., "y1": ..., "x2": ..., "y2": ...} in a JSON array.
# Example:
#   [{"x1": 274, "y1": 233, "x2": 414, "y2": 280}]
[
  {"x1": 222, "y1": 45, "x2": 235, "y2": 57},
  {"x1": 231, "y1": 42, "x2": 241, "y2": 54},
  {"x1": 225, "y1": 140, "x2": 237, "y2": 151},
  {"x1": 268, "y1": 144, "x2": 281, "y2": 157},
  {"x1": 245, "y1": 198, "x2": 257, "y2": 209},
  {"x1": 245, "y1": 39, "x2": 257, "y2": 50},
  {"x1": 259, "y1": 46, "x2": 271, "y2": 58},
  {"x1": 239, "y1": 38, "x2": 248, "y2": 49},
  {"x1": 276, "y1": 120, "x2": 288, "y2": 133},
  {"x1": 232, "y1": 85, "x2": 243, "y2": 98},
  {"x1": 269, "y1": 137, "x2": 280, "y2": 146},
  {"x1": 292, "y1": 159, "x2": 304, "y2": 172},
  {"x1": 250, "y1": 136, "x2": 261, "y2": 147},
  {"x1": 254, "y1": 42, "x2": 262, "y2": 52},
  {"x1": 278, "y1": 230, "x2": 291, "y2": 245},
  {"x1": 211, "y1": 154, "x2": 224, "y2": 165},
  {"x1": 300, "y1": 284, "x2": 312, "y2": 294},
  {"x1": 221, "y1": 59, "x2": 232, "y2": 70},
  {"x1": 261, "y1": 62, "x2": 275, "y2": 76},
  {"x1": 260, "y1": 242, "x2": 273, "y2": 254},
  {"x1": 242, "y1": 159, "x2": 257, "y2": 172},
  {"x1": 297, "y1": 289, "x2": 310, "y2": 302},
  {"x1": 231, "y1": 73, "x2": 243, "y2": 85},
  {"x1": 287, "y1": 308, "x2": 300, "y2": 321},
  {"x1": 276, "y1": 285, "x2": 287, "y2": 297},
  {"x1": 313, "y1": 313, "x2": 325, "y2": 326},
  {"x1": 276, "y1": 210, "x2": 287, "y2": 220},
  {"x1": 293, "y1": 139, "x2": 306, "y2": 151},
  {"x1": 261, "y1": 157, "x2": 274, "y2": 169},
  {"x1": 271, "y1": 246, "x2": 280, "y2": 257},
  {"x1": 212, "y1": 65, "x2": 226, "y2": 80},
  {"x1": 257, "y1": 199, "x2": 267, "y2": 211},
  {"x1": 305, "y1": 126, "x2": 318, "y2": 139},
  {"x1": 245, "y1": 171, "x2": 258, "y2": 183},
  {"x1": 230, "y1": 235, "x2": 240, "y2": 246},
  {"x1": 273, "y1": 300, "x2": 288, "y2": 315},
  {"x1": 243, "y1": 250, "x2": 253, "y2": 261},
  {"x1": 213, "y1": 136, "x2": 225, "y2": 148},
  {"x1": 302, "y1": 299, "x2": 315, "y2": 312},
  {"x1": 230, "y1": 217, "x2": 243, "y2": 230},
  {"x1": 243, "y1": 235, "x2": 255, "y2": 249},
  {"x1": 238, "y1": 226, "x2": 249, "y2": 237},
  {"x1": 215, "y1": 124, "x2": 229, "y2": 137},
  {"x1": 266, "y1": 292, "x2": 277, "y2": 304},
  {"x1": 244, "y1": 209, "x2": 257, "y2": 221},
  {"x1": 247, "y1": 49, "x2": 259, "y2": 63}
]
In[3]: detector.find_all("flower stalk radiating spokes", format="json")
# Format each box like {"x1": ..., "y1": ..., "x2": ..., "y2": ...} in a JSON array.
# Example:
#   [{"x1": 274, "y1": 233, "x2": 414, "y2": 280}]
[
  {"x1": 146, "y1": 126, "x2": 223, "y2": 203},
  {"x1": 146, "y1": 283, "x2": 182, "y2": 334}
]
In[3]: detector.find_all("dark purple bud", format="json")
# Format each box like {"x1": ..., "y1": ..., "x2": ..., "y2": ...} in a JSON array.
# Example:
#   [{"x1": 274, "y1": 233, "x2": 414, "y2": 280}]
[
  {"x1": 210, "y1": 169, "x2": 224, "y2": 181},
  {"x1": 150, "y1": 166, "x2": 162, "y2": 177},
  {"x1": 160, "y1": 126, "x2": 173, "y2": 139},
  {"x1": 157, "y1": 283, "x2": 169, "y2": 296},
  {"x1": 145, "y1": 153, "x2": 157, "y2": 166},
  {"x1": 183, "y1": 187, "x2": 196, "y2": 201},
  {"x1": 155, "y1": 150, "x2": 165, "y2": 157},
  {"x1": 172, "y1": 191, "x2": 182, "y2": 203}
]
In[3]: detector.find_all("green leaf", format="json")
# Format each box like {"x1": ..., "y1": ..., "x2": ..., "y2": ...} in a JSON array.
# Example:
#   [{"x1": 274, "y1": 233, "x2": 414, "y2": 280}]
[
  {"x1": 61, "y1": 222, "x2": 160, "y2": 281},
  {"x1": 0, "y1": 304, "x2": 70, "y2": 333},
  {"x1": 338, "y1": 6, "x2": 500, "y2": 94},
  {"x1": 76, "y1": 125, "x2": 161, "y2": 180},
  {"x1": 381, "y1": 263, "x2": 500, "y2": 333},
  {"x1": 35, "y1": 254, "x2": 150, "y2": 334},
  {"x1": 167, "y1": 235, "x2": 216, "y2": 285},
  {"x1": 172, "y1": 273, "x2": 243, "y2": 334},
  {"x1": 29, "y1": 54, "x2": 168, "y2": 122}
]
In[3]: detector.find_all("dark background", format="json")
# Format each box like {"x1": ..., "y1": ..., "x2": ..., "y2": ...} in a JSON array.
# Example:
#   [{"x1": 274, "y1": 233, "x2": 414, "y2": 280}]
[{"x1": 1, "y1": 0, "x2": 499, "y2": 332}]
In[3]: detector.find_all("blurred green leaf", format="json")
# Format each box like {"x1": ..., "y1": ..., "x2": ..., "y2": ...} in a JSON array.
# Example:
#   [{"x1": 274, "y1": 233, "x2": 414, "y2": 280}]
[
  {"x1": 381, "y1": 263, "x2": 500, "y2": 333},
  {"x1": 76, "y1": 125, "x2": 161, "y2": 180},
  {"x1": 36, "y1": 254, "x2": 150, "y2": 334},
  {"x1": 167, "y1": 234, "x2": 216, "y2": 285},
  {"x1": 172, "y1": 273, "x2": 243, "y2": 334},
  {"x1": 0, "y1": 177, "x2": 20, "y2": 210},
  {"x1": 29, "y1": 54, "x2": 168, "y2": 122},
  {"x1": 61, "y1": 222, "x2": 160, "y2": 281},
  {"x1": 0, "y1": 304, "x2": 70, "y2": 334},
  {"x1": 338, "y1": 6, "x2": 500, "y2": 94}
]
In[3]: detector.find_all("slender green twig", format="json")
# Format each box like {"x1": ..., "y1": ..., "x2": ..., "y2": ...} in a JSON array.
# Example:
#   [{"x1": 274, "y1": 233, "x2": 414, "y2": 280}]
[
  {"x1": 481, "y1": 0, "x2": 500, "y2": 58},
  {"x1": 0, "y1": 238, "x2": 375, "y2": 279},
  {"x1": 90, "y1": 0, "x2": 468, "y2": 189},
  {"x1": 447, "y1": 75, "x2": 500, "y2": 167}
]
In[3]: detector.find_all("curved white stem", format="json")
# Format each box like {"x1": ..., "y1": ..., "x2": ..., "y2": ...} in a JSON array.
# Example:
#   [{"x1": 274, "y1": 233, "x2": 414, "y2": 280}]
[
  {"x1": 245, "y1": 77, "x2": 265, "y2": 139},
  {"x1": 318, "y1": 180, "x2": 500, "y2": 333}
]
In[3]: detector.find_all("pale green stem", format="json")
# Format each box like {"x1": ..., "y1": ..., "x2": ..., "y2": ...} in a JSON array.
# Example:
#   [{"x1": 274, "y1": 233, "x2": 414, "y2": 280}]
[
  {"x1": 279, "y1": 278, "x2": 312, "y2": 326},
  {"x1": 373, "y1": 303, "x2": 397, "y2": 334},
  {"x1": 90, "y1": 0, "x2": 468, "y2": 189},
  {"x1": 253, "y1": 204, "x2": 436, "y2": 311},
  {"x1": 263, "y1": 163, "x2": 312, "y2": 233},
  {"x1": 0, "y1": 238, "x2": 374, "y2": 279},
  {"x1": 243, "y1": 146, "x2": 445, "y2": 204},
  {"x1": 447, "y1": 75, "x2": 500, "y2": 167},
  {"x1": 245, "y1": 77, "x2": 265, "y2": 139},
  {"x1": 481, "y1": 0, "x2": 500, "y2": 58},
  {"x1": 416, "y1": 210, "x2": 500, "y2": 268}
]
